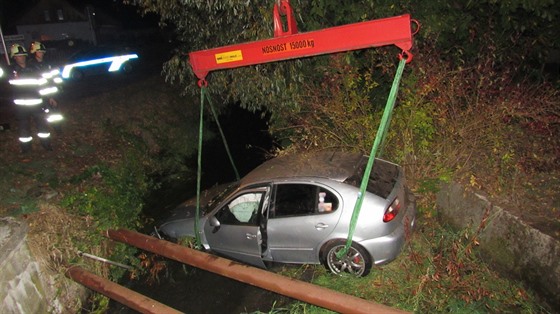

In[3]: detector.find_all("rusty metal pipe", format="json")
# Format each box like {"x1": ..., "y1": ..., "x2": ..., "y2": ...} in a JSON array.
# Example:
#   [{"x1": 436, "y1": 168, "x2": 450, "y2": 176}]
[
  {"x1": 66, "y1": 265, "x2": 182, "y2": 314},
  {"x1": 78, "y1": 251, "x2": 134, "y2": 270},
  {"x1": 105, "y1": 228, "x2": 409, "y2": 314}
]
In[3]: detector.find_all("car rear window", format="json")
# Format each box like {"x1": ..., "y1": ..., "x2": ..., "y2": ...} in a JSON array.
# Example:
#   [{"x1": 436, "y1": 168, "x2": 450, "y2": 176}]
[{"x1": 344, "y1": 157, "x2": 399, "y2": 199}]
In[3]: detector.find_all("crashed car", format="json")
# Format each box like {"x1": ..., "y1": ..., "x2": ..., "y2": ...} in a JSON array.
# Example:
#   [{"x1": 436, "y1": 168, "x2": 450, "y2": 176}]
[{"x1": 154, "y1": 151, "x2": 416, "y2": 276}]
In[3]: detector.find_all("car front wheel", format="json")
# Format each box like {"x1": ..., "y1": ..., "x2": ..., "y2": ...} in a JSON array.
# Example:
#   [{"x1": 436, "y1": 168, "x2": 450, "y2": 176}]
[{"x1": 322, "y1": 241, "x2": 372, "y2": 277}]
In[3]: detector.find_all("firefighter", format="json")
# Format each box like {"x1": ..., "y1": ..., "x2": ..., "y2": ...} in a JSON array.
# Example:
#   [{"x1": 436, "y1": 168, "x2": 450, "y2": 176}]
[
  {"x1": 8, "y1": 44, "x2": 53, "y2": 153},
  {"x1": 28, "y1": 41, "x2": 64, "y2": 130}
]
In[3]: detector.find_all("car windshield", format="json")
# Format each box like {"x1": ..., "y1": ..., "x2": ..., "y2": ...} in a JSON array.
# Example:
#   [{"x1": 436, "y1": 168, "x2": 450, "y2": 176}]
[{"x1": 205, "y1": 182, "x2": 240, "y2": 212}]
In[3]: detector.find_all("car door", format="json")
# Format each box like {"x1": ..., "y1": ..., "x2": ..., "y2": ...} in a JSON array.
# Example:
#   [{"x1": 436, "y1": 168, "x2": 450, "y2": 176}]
[
  {"x1": 203, "y1": 187, "x2": 269, "y2": 268},
  {"x1": 266, "y1": 183, "x2": 343, "y2": 263}
]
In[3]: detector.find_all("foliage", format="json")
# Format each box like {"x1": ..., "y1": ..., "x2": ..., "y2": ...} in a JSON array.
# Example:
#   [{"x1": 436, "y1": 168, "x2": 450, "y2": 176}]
[
  {"x1": 46, "y1": 75, "x2": 203, "y2": 284},
  {"x1": 60, "y1": 154, "x2": 149, "y2": 280},
  {"x1": 396, "y1": 44, "x2": 560, "y2": 205},
  {"x1": 276, "y1": 215, "x2": 550, "y2": 313},
  {"x1": 83, "y1": 293, "x2": 111, "y2": 314},
  {"x1": 127, "y1": 0, "x2": 405, "y2": 119},
  {"x1": 409, "y1": 0, "x2": 559, "y2": 76},
  {"x1": 266, "y1": 53, "x2": 392, "y2": 152},
  {"x1": 62, "y1": 153, "x2": 149, "y2": 231},
  {"x1": 126, "y1": 0, "x2": 559, "y2": 129},
  {"x1": 244, "y1": 301, "x2": 291, "y2": 314}
]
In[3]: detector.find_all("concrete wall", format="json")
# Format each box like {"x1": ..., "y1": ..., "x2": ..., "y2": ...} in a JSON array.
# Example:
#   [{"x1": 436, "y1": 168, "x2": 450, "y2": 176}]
[
  {"x1": 437, "y1": 182, "x2": 560, "y2": 309},
  {"x1": 0, "y1": 217, "x2": 86, "y2": 313}
]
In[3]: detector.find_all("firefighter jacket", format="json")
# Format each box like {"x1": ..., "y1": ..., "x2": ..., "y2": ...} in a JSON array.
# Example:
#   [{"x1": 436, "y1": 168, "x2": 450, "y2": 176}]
[
  {"x1": 28, "y1": 58, "x2": 63, "y2": 87},
  {"x1": 8, "y1": 63, "x2": 48, "y2": 106},
  {"x1": 27, "y1": 58, "x2": 63, "y2": 123}
]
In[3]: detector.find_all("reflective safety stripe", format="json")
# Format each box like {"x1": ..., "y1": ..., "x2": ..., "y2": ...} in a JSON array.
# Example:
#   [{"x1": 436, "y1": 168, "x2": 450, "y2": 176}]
[
  {"x1": 53, "y1": 77, "x2": 63, "y2": 84},
  {"x1": 14, "y1": 99, "x2": 43, "y2": 105},
  {"x1": 39, "y1": 86, "x2": 59, "y2": 95},
  {"x1": 9, "y1": 78, "x2": 48, "y2": 86},
  {"x1": 19, "y1": 137, "x2": 33, "y2": 143},
  {"x1": 108, "y1": 57, "x2": 134, "y2": 72},
  {"x1": 41, "y1": 69, "x2": 60, "y2": 79},
  {"x1": 61, "y1": 54, "x2": 138, "y2": 78},
  {"x1": 47, "y1": 114, "x2": 64, "y2": 123},
  {"x1": 37, "y1": 132, "x2": 51, "y2": 138}
]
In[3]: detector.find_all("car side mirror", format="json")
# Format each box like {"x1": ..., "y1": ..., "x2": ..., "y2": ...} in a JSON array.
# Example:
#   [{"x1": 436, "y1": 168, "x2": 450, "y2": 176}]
[{"x1": 209, "y1": 216, "x2": 221, "y2": 233}]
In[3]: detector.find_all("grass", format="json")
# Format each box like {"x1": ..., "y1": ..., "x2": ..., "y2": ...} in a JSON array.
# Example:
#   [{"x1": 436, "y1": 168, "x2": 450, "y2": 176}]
[{"x1": 264, "y1": 209, "x2": 552, "y2": 313}]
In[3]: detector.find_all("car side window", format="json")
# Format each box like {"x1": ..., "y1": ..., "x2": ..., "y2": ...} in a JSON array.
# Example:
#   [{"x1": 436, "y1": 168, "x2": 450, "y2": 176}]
[
  {"x1": 317, "y1": 187, "x2": 338, "y2": 213},
  {"x1": 215, "y1": 192, "x2": 263, "y2": 225},
  {"x1": 272, "y1": 184, "x2": 339, "y2": 218}
]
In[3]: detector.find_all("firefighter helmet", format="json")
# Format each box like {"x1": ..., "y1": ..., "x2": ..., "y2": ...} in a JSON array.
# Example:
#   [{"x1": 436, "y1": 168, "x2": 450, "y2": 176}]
[
  {"x1": 10, "y1": 44, "x2": 28, "y2": 58},
  {"x1": 30, "y1": 41, "x2": 47, "y2": 54}
]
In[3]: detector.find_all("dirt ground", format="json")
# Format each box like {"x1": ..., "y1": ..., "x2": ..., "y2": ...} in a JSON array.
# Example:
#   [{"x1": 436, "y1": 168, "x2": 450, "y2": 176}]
[{"x1": 0, "y1": 80, "x2": 129, "y2": 217}]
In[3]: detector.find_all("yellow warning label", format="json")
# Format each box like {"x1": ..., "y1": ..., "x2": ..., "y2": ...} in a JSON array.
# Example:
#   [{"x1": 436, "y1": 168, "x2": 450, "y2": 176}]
[{"x1": 215, "y1": 50, "x2": 243, "y2": 64}]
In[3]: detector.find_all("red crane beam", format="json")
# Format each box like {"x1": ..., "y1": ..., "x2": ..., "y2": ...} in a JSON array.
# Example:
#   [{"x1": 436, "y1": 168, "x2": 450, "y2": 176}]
[{"x1": 189, "y1": 13, "x2": 415, "y2": 80}]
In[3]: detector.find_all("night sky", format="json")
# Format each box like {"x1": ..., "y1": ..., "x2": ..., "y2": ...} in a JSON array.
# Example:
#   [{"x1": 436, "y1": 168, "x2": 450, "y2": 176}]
[{"x1": 0, "y1": 0, "x2": 155, "y2": 33}]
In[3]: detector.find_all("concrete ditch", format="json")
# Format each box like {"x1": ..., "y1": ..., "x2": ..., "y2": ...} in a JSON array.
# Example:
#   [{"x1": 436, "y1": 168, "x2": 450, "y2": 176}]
[{"x1": 437, "y1": 182, "x2": 560, "y2": 310}]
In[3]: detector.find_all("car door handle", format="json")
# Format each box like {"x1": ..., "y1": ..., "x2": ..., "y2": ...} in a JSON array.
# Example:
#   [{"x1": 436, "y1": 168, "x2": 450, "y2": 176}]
[
  {"x1": 246, "y1": 233, "x2": 257, "y2": 239},
  {"x1": 315, "y1": 223, "x2": 329, "y2": 230}
]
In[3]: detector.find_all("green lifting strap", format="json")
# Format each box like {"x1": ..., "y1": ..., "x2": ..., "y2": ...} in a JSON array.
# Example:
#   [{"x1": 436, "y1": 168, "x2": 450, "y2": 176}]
[
  {"x1": 203, "y1": 90, "x2": 241, "y2": 182},
  {"x1": 195, "y1": 87, "x2": 241, "y2": 248},
  {"x1": 337, "y1": 58, "x2": 407, "y2": 259}
]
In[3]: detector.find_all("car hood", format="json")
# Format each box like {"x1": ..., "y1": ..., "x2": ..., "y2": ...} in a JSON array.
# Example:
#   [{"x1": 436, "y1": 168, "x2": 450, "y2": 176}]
[
  {"x1": 157, "y1": 205, "x2": 198, "y2": 239},
  {"x1": 157, "y1": 182, "x2": 235, "y2": 239}
]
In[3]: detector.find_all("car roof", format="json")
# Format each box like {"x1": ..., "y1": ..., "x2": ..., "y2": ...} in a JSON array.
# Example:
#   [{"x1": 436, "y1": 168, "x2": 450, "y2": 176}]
[{"x1": 240, "y1": 151, "x2": 366, "y2": 185}]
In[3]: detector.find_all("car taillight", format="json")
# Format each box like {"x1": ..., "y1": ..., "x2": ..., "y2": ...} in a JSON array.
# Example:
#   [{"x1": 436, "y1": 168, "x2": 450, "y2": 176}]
[{"x1": 383, "y1": 197, "x2": 401, "y2": 222}]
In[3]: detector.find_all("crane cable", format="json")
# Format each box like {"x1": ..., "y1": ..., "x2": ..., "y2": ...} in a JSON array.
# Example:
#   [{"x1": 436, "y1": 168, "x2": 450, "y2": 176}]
[
  {"x1": 336, "y1": 57, "x2": 407, "y2": 259},
  {"x1": 194, "y1": 85, "x2": 240, "y2": 247}
]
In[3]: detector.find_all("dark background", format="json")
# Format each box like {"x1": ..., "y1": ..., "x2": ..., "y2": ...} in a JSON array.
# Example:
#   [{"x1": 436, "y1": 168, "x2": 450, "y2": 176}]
[{"x1": 0, "y1": 0, "x2": 156, "y2": 33}]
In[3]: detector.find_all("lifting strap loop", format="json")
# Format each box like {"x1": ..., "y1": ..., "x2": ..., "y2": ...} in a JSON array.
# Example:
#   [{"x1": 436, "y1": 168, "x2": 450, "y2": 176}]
[
  {"x1": 336, "y1": 57, "x2": 407, "y2": 259},
  {"x1": 195, "y1": 86, "x2": 241, "y2": 248}
]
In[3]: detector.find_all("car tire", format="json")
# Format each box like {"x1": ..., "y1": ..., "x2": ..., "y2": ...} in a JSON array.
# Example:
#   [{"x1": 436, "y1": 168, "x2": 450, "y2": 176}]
[{"x1": 322, "y1": 240, "x2": 372, "y2": 277}]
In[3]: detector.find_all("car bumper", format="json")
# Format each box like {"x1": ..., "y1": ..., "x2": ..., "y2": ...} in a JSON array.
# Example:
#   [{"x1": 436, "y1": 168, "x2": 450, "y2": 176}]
[{"x1": 359, "y1": 193, "x2": 416, "y2": 265}]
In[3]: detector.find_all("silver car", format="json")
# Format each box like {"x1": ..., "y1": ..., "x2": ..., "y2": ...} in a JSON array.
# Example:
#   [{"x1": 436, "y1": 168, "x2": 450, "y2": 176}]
[{"x1": 154, "y1": 151, "x2": 416, "y2": 276}]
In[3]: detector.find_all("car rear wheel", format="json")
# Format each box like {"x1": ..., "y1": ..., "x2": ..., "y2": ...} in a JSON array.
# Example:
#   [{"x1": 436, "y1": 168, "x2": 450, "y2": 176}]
[{"x1": 322, "y1": 241, "x2": 372, "y2": 277}]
